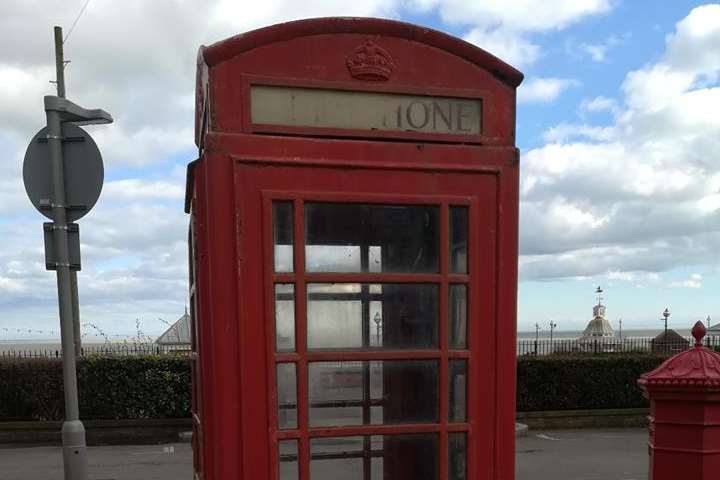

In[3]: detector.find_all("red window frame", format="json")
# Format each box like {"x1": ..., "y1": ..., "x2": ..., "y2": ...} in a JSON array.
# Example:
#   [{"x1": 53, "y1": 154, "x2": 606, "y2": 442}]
[{"x1": 262, "y1": 191, "x2": 486, "y2": 480}]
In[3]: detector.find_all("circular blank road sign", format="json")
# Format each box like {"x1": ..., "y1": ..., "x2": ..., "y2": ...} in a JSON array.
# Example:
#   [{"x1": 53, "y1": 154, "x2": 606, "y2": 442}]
[{"x1": 23, "y1": 123, "x2": 104, "y2": 222}]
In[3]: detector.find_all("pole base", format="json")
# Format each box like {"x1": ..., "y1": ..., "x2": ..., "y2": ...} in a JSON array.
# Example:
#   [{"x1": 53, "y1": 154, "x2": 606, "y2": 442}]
[{"x1": 62, "y1": 420, "x2": 88, "y2": 480}]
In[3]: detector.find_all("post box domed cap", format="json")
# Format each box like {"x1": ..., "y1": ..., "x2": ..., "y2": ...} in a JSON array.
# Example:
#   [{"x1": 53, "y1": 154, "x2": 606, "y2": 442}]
[{"x1": 638, "y1": 321, "x2": 720, "y2": 390}]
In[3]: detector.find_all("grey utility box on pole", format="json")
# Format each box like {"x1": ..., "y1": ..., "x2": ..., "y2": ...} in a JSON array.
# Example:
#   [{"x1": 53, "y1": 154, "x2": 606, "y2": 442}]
[{"x1": 22, "y1": 25, "x2": 112, "y2": 480}]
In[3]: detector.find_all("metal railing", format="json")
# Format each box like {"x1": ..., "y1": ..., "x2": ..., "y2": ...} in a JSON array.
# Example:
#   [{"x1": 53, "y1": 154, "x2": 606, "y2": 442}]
[
  {"x1": 5, "y1": 337, "x2": 716, "y2": 359},
  {"x1": 0, "y1": 343, "x2": 191, "y2": 359},
  {"x1": 517, "y1": 336, "x2": 720, "y2": 356}
]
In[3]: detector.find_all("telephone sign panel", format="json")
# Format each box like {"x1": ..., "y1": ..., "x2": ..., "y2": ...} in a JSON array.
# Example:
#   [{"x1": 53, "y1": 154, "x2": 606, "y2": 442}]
[
  {"x1": 250, "y1": 86, "x2": 482, "y2": 135},
  {"x1": 186, "y1": 17, "x2": 522, "y2": 480}
]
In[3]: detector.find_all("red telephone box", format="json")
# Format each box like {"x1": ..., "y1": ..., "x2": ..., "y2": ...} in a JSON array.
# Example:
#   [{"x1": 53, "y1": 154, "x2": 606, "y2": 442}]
[{"x1": 185, "y1": 17, "x2": 522, "y2": 480}]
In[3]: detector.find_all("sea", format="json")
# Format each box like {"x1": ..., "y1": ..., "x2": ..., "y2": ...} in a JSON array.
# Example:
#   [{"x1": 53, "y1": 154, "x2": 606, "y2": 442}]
[
  {"x1": 0, "y1": 339, "x2": 141, "y2": 354},
  {"x1": 517, "y1": 328, "x2": 693, "y2": 340}
]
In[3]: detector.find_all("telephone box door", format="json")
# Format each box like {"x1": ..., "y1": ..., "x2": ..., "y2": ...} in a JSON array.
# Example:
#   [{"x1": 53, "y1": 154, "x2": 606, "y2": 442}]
[{"x1": 228, "y1": 158, "x2": 500, "y2": 480}]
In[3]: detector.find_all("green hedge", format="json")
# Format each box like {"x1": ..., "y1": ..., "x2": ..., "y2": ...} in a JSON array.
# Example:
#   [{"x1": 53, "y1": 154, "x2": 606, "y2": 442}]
[
  {"x1": 517, "y1": 354, "x2": 664, "y2": 411},
  {"x1": 0, "y1": 356, "x2": 190, "y2": 421},
  {"x1": 1, "y1": 354, "x2": 666, "y2": 421}
]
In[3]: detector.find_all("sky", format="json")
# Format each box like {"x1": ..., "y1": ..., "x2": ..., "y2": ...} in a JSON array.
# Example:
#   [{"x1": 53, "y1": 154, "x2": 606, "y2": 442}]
[{"x1": 0, "y1": 0, "x2": 718, "y2": 339}]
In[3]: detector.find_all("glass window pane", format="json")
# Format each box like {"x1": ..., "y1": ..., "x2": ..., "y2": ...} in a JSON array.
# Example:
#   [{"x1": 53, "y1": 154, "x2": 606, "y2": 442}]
[
  {"x1": 279, "y1": 440, "x2": 298, "y2": 480},
  {"x1": 450, "y1": 206, "x2": 468, "y2": 274},
  {"x1": 310, "y1": 434, "x2": 437, "y2": 480},
  {"x1": 311, "y1": 437, "x2": 364, "y2": 480},
  {"x1": 449, "y1": 360, "x2": 467, "y2": 422},
  {"x1": 449, "y1": 433, "x2": 467, "y2": 480},
  {"x1": 275, "y1": 284, "x2": 295, "y2": 352},
  {"x1": 305, "y1": 203, "x2": 439, "y2": 273},
  {"x1": 277, "y1": 363, "x2": 297, "y2": 429},
  {"x1": 307, "y1": 283, "x2": 438, "y2": 350},
  {"x1": 309, "y1": 360, "x2": 438, "y2": 427},
  {"x1": 449, "y1": 284, "x2": 467, "y2": 349},
  {"x1": 273, "y1": 201, "x2": 294, "y2": 272}
]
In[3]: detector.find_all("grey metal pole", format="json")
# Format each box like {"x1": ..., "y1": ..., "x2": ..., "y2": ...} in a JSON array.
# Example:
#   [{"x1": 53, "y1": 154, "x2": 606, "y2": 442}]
[
  {"x1": 53, "y1": 25, "x2": 83, "y2": 360},
  {"x1": 50, "y1": 25, "x2": 88, "y2": 480},
  {"x1": 70, "y1": 272, "x2": 82, "y2": 357}
]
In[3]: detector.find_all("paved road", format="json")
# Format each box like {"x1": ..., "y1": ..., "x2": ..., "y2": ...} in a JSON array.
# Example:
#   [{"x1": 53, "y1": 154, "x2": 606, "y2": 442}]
[
  {"x1": 517, "y1": 429, "x2": 648, "y2": 480},
  {"x1": 0, "y1": 428, "x2": 648, "y2": 480},
  {"x1": 0, "y1": 443, "x2": 192, "y2": 480}
]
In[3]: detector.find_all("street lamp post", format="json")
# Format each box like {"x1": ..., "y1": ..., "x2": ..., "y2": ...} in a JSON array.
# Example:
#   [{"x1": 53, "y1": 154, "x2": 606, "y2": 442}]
[
  {"x1": 373, "y1": 312, "x2": 382, "y2": 346},
  {"x1": 549, "y1": 321, "x2": 557, "y2": 343},
  {"x1": 707, "y1": 316, "x2": 712, "y2": 347},
  {"x1": 534, "y1": 322, "x2": 540, "y2": 355},
  {"x1": 661, "y1": 308, "x2": 670, "y2": 354}
]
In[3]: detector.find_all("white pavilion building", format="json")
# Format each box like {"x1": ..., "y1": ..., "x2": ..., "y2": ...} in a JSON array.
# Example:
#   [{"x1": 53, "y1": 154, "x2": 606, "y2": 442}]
[
  {"x1": 579, "y1": 287, "x2": 620, "y2": 351},
  {"x1": 155, "y1": 308, "x2": 191, "y2": 350}
]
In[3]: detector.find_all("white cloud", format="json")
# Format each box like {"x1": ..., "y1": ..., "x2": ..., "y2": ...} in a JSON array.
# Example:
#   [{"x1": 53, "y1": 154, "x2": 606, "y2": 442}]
[
  {"x1": 211, "y1": 0, "x2": 400, "y2": 31},
  {"x1": 518, "y1": 77, "x2": 580, "y2": 103},
  {"x1": 668, "y1": 273, "x2": 703, "y2": 289},
  {"x1": 574, "y1": 33, "x2": 628, "y2": 63},
  {"x1": 698, "y1": 193, "x2": 720, "y2": 213},
  {"x1": 606, "y1": 271, "x2": 660, "y2": 283},
  {"x1": 425, "y1": 0, "x2": 615, "y2": 69},
  {"x1": 580, "y1": 43, "x2": 608, "y2": 62},
  {"x1": 102, "y1": 179, "x2": 185, "y2": 202},
  {"x1": 431, "y1": 0, "x2": 613, "y2": 32},
  {"x1": 663, "y1": 4, "x2": 720, "y2": 76},
  {"x1": 404, "y1": 0, "x2": 440, "y2": 11},
  {"x1": 0, "y1": 65, "x2": 55, "y2": 139},
  {"x1": 520, "y1": 5, "x2": 720, "y2": 280},
  {"x1": 621, "y1": 64, "x2": 696, "y2": 113},
  {"x1": 580, "y1": 96, "x2": 620, "y2": 116},
  {"x1": 464, "y1": 27, "x2": 539, "y2": 68},
  {"x1": 542, "y1": 123, "x2": 616, "y2": 143}
]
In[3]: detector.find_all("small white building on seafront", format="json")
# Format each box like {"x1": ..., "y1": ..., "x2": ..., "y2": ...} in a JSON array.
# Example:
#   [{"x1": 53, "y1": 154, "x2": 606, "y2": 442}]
[
  {"x1": 155, "y1": 308, "x2": 191, "y2": 350},
  {"x1": 578, "y1": 287, "x2": 620, "y2": 352}
]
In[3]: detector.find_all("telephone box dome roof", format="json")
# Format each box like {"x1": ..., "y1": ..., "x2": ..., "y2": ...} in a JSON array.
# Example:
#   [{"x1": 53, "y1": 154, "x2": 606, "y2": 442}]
[{"x1": 200, "y1": 17, "x2": 524, "y2": 87}]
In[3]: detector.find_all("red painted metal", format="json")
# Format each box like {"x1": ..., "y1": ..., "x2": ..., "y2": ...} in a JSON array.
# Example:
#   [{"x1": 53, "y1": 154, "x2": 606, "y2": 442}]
[
  {"x1": 187, "y1": 17, "x2": 521, "y2": 480},
  {"x1": 638, "y1": 322, "x2": 720, "y2": 480}
]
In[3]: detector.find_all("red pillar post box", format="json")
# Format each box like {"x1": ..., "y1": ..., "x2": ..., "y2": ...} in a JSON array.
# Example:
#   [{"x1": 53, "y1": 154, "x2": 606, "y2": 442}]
[
  {"x1": 185, "y1": 17, "x2": 522, "y2": 480},
  {"x1": 638, "y1": 321, "x2": 720, "y2": 480}
]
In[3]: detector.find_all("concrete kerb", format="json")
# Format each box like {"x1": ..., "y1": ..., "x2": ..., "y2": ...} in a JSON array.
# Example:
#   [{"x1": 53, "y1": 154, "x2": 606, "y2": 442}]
[
  {"x1": 517, "y1": 408, "x2": 649, "y2": 430},
  {"x1": 0, "y1": 418, "x2": 191, "y2": 446},
  {"x1": 1, "y1": 409, "x2": 647, "y2": 446}
]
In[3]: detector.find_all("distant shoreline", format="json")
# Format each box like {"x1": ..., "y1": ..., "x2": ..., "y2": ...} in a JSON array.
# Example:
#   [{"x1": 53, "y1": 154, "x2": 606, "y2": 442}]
[
  {"x1": 0, "y1": 341, "x2": 156, "y2": 354},
  {"x1": 518, "y1": 328, "x2": 694, "y2": 340}
]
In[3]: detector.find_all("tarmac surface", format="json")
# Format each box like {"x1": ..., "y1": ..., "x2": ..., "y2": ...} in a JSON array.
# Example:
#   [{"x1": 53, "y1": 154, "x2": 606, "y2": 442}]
[
  {"x1": 516, "y1": 428, "x2": 648, "y2": 480},
  {"x1": 0, "y1": 428, "x2": 648, "y2": 480},
  {"x1": 0, "y1": 443, "x2": 192, "y2": 480}
]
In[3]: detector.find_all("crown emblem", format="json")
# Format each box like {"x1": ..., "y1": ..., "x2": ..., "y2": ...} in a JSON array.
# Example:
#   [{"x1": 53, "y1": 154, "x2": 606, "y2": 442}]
[{"x1": 346, "y1": 40, "x2": 394, "y2": 81}]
